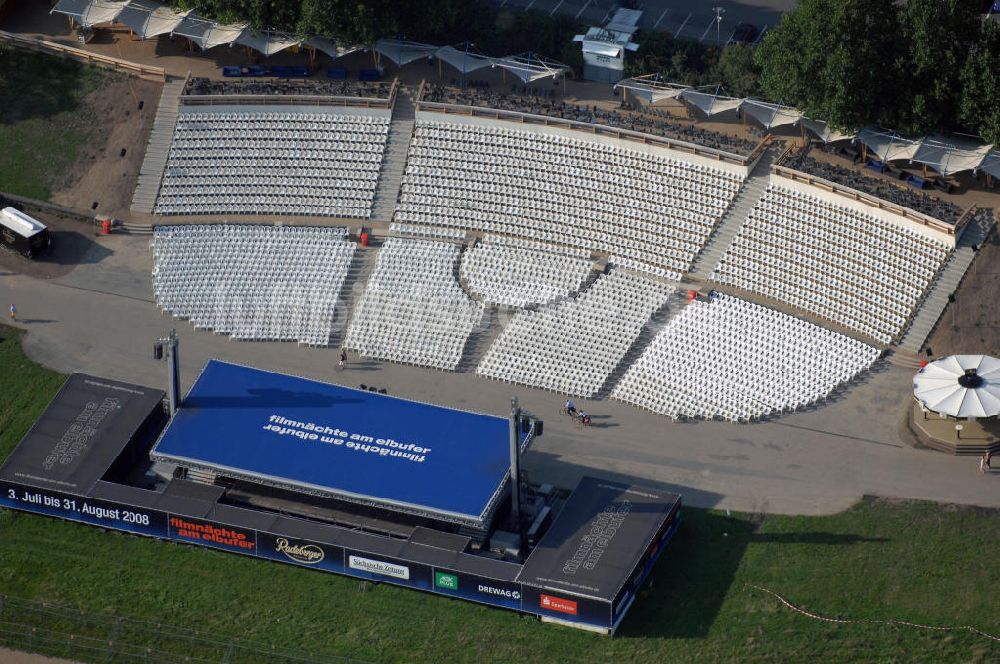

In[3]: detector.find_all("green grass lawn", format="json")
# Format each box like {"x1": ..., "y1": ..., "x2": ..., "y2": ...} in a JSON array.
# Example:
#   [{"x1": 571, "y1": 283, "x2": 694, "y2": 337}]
[
  {"x1": 0, "y1": 324, "x2": 998, "y2": 663},
  {"x1": 0, "y1": 47, "x2": 113, "y2": 200}
]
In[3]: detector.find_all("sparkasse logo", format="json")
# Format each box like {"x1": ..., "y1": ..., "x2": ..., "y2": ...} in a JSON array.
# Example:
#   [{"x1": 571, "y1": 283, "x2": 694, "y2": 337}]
[{"x1": 540, "y1": 593, "x2": 578, "y2": 616}]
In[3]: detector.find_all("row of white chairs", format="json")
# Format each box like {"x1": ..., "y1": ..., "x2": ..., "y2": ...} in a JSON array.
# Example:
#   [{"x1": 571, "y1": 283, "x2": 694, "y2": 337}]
[
  {"x1": 344, "y1": 238, "x2": 484, "y2": 370},
  {"x1": 155, "y1": 108, "x2": 389, "y2": 218},
  {"x1": 710, "y1": 185, "x2": 952, "y2": 345},
  {"x1": 460, "y1": 238, "x2": 593, "y2": 308},
  {"x1": 151, "y1": 224, "x2": 355, "y2": 346},
  {"x1": 612, "y1": 292, "x2": 881, "y2": 421},
  {"x1": 477, "y1": 270, "x2": 674, "y2": 397}
]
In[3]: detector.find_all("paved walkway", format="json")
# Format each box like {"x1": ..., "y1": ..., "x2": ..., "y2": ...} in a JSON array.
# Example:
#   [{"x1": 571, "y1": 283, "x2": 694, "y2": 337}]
[{"x1": 2, "y1": 232, "x2": 998, "y2": 517}]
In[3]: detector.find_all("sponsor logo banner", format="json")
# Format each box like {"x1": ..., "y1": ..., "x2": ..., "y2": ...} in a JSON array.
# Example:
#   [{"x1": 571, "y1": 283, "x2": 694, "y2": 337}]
[
  {"x1": 540, "y1": 593, "x2": 578, "y2": 616},
  {"x1": 0, "y1": 482, "x2": 168, "y2": 538},
  {"x1": 429, "y1": 568, "x2": 523, "y2": 610},
  {"x1": 256, "y1": 532, "x2": 344, "y2": 572},
  {"x1": 434, "y1": 571, "x2": 458, "y2": 591},
  {"x1": 349, "y1": 555, "x2": 410, "y2": 580},
  {"x1": 168, "y1": 515, "x2": 256, "y2": 553}
]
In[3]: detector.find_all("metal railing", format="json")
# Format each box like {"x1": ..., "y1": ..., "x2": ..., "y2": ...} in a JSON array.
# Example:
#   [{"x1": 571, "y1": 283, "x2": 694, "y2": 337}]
[
  {"x1": 0, "y1": 594, "x2": 375, "y2": 664},
  {"x1": 0, "y1": 30, "x2": 166, "y2": 82},
  {"x1": 413, "y1": 98, "x2": 758, "y2": 169},
  {"x1": 769, "y1": 164, "x2": 960, "y2": 237}
]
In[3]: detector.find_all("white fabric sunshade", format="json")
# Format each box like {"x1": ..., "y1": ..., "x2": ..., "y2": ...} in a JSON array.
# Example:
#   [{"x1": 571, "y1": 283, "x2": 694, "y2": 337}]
[
  {"x1": 172, "y1": 15, "x2": 247, "y2": 49},
  {"x1": 913, "y1": 355, "x2": 1000, "y2": 418},
  {"x1": 801, "y1": 118, "x2": 856, "y2": 143},
  {"x1": 680, "y1": 89, "x2": 745, "y2": 116},
  {"x1": 51, "y1": 0, "x2": 127, "y2": 28},
  {"x1": 911, "y1": 136, "x2": 994, "y2": 177},
  {"x1": 305, "y1": 37, "x2": 363, "y2": 60},
  {"x1": 114, "y1": 0, "x2": 190, "y2": 38},
  {"x1": 981, "y1": 151, "x2": 1000, "y2": 179},
  {"x1": 613, "y1": 78, "x2": 689, "y2": 104},
  {"x1": 435, "y1": 46, "x2": 493, "y2": 74},
  {"x1": 374, "y1": 39, "x2": 438, "y2": 67},
  {"x1": 492, "y1": 54, "x2": 571, "y2": 83},
  {"x1": 856, "y1": 128, "x2": 922, "y2": 162},
  {"x1": 741, "y1": 99, "x2": 803, "y2": 129},
  {"x1": 236, "y1": 30, "x2": 300, "y2": 56}
]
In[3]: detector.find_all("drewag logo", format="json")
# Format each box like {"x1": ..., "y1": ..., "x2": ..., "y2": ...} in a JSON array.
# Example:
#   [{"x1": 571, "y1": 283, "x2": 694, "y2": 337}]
[
  {"x1": 434, "y1": 571, "x2": 458, "y2": 591},
  {"x1": 274, "y1": 537, "x2": 324, "y2": 565}
]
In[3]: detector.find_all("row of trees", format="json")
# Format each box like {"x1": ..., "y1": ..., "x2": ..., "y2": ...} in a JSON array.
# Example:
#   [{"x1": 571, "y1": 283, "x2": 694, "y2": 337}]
[
  {"x1": 170, "y1": 0, "x2": 582, "y2": 68},
  {"x1": 173, "y1": 0, "x2": 998, "y2": 143},
  {"x1": 754, "y1": 0, "x2": 999, "y2": 142}
]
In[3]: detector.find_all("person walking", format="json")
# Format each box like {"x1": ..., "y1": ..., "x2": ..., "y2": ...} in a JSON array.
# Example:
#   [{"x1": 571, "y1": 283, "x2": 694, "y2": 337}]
[
  {"x1": 981, "y1": 450, "x2": 992, "y2": 474},
  {"x1": 338, "y1": 347, "x2": 347, "y2": 370},
  {"x1": 8, "y1": 303, "x2": 15, "y2": 321}
]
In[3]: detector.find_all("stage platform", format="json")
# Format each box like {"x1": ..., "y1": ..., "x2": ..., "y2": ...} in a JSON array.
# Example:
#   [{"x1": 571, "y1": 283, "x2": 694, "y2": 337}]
[
  {"x1": 151, "y1": 360, "x2": 520, "y2": 529},
  {"x1": 0, "y1": 366, "x2": 682, "y2": 634}
]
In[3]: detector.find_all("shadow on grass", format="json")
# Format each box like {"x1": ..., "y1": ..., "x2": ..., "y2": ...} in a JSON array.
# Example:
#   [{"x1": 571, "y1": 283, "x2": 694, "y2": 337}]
[
  {"x1": 0, "y1": 48, "x2": 104, "y2": 125},
  {"x1": 617, "y1": 512, "x2": 889, "y2": 639}
]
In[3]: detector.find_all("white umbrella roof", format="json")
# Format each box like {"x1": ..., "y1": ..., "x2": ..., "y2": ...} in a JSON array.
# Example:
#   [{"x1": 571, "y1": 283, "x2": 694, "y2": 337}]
[
  {"x1": 913, "y1": 355, "x2": 1000, "y2": 418},
  {"x1": 741, "y1": 99, "x2": 803, "y2": 130},
  {"x1": 236, "y1": 29, "x2": 300, "y2": 56},
  {"x1": 492, "y1": 53, "x2": 571, "y2": 83},
  {"x1": 613, "y1": 76, "x2": 689, "y2": 104},
  {"x1": 51, "y1": 0, "x2": 127, "y2": 28},
  {"x1": 305, "y1": 37, "x2": 363, "y2": 60},
  {"x1": 374, "y1": 39, "x2": 439, "y2": 67},
  {"x1": 115, "y1": 0, "x2": 190, "y2": 39},
  {"x1": 680, "y1": 88, "x2": 744, "y2": 116},
  {"x1": 172, "y1": 15, "x2": 247, "y2": 49},
  {"x1": 436, "y1": 45, "x2": 493, "y2": 74}
]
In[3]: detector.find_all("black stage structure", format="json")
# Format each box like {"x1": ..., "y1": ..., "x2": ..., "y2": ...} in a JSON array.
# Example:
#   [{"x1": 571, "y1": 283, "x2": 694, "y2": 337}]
[{"x1": 0, "y1": 365, "x2": 681, "y2": 634}]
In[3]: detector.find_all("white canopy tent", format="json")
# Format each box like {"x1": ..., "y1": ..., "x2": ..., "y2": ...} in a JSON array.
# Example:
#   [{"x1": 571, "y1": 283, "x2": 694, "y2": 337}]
[
  {"x1": 680, "y1": 88, "x2": 744, "y2": 117},
  {"x1": 492, "y1": 53, "x2": 572, "y2": 83},
  {"x1": 114, "y1": 0, "x2": 190, "y2": 39},
  {"x1": 236, "y1": 30, "x2": 300, "y2": 57},
  {"x1": 856, "y1": 128, "x2": 923, "y2": 163},
  {"x1": 373, "y1": 39, "x2": 439, "y2": 67},
  {"x1": 910, "y1": 136, "x2": 995, "y2": 177},
  {"x1": 981, "y1": 151, "x2": 1000, "y2": 180},
  {"x1": 913, "y1": 355, "x2": 1000, "y2": 419},
  {"x1": 613, "y1": 76, "x2": 690, "y2": 104},
  {"x1": 172, "y1": 15, "x2": 247, "y2": 50},
  {"x1": 800, "y1": 118, "x2": 856, "y2": 144},
  {"x1": 50, "y1": 0, "x2": 127, "y2": 28},
  {"x1": 436, "y1": 45, "x2": 493, "y2": 75},
  {"x1": 741, "y1": 99, "x2": 803, "y2": 130},
  {"x1": 305, "y1": 37, "x2": 364, "y2": 61}
]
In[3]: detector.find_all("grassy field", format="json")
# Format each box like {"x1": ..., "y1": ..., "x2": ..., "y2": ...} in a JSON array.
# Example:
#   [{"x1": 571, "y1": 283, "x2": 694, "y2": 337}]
[
  {"x1": 0, "y1": 47, "x2": 112, "y2": 200},
  {"x1": 0, "y1": 323, "x2": 998, "y2": 663}
]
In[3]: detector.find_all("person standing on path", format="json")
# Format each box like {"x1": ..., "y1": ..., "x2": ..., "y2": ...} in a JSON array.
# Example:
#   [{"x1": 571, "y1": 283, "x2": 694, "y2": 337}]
[
  {"x1": 8, "y1": 304, "x2": 15, "y2": 321},
  {"x1": 981, "y1": 451, "x2": 992, "y2": 474},
  {"x1": 339, "y1": 347, "x2": 347, "y2": 370}
]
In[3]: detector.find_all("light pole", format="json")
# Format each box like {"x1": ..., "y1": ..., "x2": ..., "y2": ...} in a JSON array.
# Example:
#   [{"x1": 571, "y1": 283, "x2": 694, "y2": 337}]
[{"x1": 713, "y1": 6, "x2": 726, "y2": 43}]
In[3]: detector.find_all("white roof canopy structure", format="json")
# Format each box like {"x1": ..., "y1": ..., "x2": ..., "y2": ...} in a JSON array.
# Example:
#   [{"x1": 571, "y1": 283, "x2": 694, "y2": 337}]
[
  {"x1": 115, "y1": 0, "x2": 190, "y2": 38},
  {"x1": 614, "y1": 76, "x2": 690, "y2": 104},
  {"x1": 172, "y1": 15, "x2": 247, "y2": 49},
  {"x1": 436, "y1": 45, "x2": 493, "y2": 74},
  {"x1": 50, "y1": 0, "x2": 127, "y2": 28},
  {"x1": 742, "y1": 99, "x2": 804, "y2": 130},
  {"x1": 492, "y1": 53, "x2": 572, "y2": 83},
  {"x1": 856, "y1": 128, "x2": 922, "y2": 163},
  {"x1": 236, "y1": 30, "x2": 300, "y2": 56},
  {"x1": 305, "y1": 37, "x2": 363, "y2": 60},
  {"x1": 913, "y1": 355, "x2": 1000, "y2": 419},
  {"x1": 911, "y1": 136, "x2": 995, "y2": 177},
  {"x1": 374, "y1": 39, "x2": 439, "y2": 67},
  {"x1": 982, "y1": 151, "x2": 1000, "y2": 179},
  {"x1": 801, "y1": 118, "x2": 857, "y2": 144},
  {"x1": 680, "y1": 87, "x2": 744, "y2": 116}
]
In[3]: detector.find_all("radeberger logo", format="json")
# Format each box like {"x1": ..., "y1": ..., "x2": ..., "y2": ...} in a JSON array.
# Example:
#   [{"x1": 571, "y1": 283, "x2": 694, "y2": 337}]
[{"x1": 275, "y1": 537, "x2": 324, "y2": 564}]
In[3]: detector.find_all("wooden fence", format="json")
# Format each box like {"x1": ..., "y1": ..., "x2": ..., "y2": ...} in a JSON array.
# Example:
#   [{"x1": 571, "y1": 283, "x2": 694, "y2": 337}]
[{"x1": 0, "y1": 30, "x2": 166, "y2": 82}]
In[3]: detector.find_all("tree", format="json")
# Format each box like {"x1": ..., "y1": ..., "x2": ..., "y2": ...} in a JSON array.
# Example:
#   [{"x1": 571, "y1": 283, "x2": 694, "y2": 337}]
[
  {"x1": 716, "y1": 44, "x2": 760, "y2": 98},
  {"x1": 894, "y1": 0, "x2": 981, "y2": 135},
  {"x1": 755, "y1": 0, "x2": 902, "y2": 131},
  {"x1": 960, "y1": 20, "x2": 1000, "y2": 145}
]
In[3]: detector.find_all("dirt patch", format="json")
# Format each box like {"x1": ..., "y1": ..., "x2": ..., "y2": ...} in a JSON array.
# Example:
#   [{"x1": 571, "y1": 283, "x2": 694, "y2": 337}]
[
  {"x1": 0, "y1": 211, "x2": 111, "y2": 280},
  {"x1": 49, "y1": 78, "x2": 162, "y2": 221},
  {"x1": 924, "y1": 226, "x2": 1000, "y2": 358}
]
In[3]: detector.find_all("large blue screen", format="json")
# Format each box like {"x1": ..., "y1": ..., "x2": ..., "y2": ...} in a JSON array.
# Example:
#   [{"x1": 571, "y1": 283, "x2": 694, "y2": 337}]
[{"x1": 152, "y1": 361, "x2": 513, "y2": 524}]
